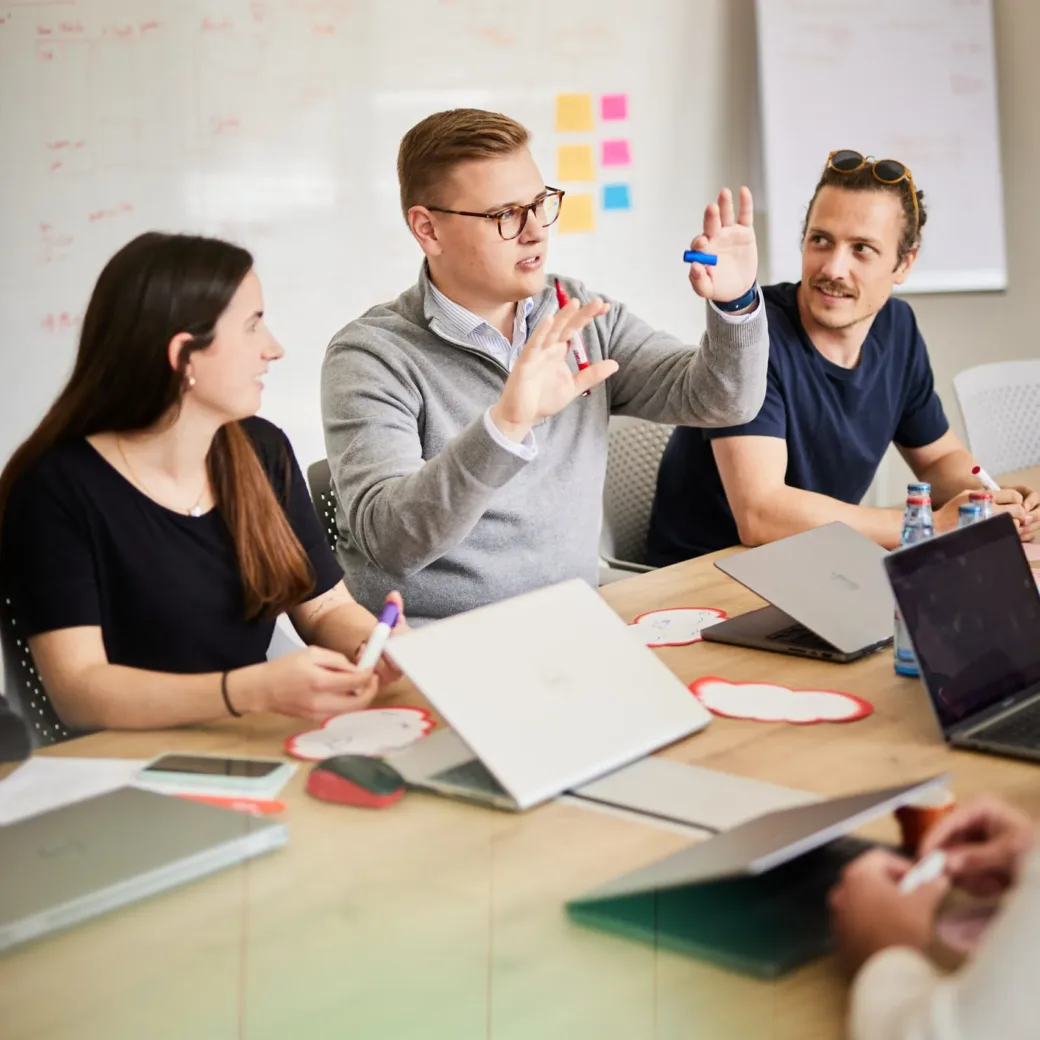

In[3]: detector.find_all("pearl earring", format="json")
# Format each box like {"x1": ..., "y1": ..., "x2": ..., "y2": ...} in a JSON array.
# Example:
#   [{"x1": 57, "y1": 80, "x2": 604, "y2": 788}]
[{"x1": 187, "y1": 375, "x2": 196, "y2": 388}]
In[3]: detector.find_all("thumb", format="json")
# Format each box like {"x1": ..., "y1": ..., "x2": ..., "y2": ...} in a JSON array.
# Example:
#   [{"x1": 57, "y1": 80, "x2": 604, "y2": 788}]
[
  {"x1": 573, "y1": 358, "x2": 618, "y2": 395},
  {"x1": 688, "y1": 262, "x2": 713, "y2": 298}
]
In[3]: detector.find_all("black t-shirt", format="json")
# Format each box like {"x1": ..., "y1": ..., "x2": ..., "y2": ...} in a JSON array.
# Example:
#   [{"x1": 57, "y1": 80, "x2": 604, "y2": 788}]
[
  {"x1": 0, "y1": 417, "x2": 343, "y2": 673},
  {"x1": 646, "y1": 282, "x2": 950, "y2": 565}
]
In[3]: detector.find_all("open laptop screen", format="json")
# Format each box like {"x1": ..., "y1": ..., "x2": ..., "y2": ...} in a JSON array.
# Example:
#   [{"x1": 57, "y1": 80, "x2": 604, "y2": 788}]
[{"x1": 884, "y1": 513, "x2": 1040, "y2": 730}]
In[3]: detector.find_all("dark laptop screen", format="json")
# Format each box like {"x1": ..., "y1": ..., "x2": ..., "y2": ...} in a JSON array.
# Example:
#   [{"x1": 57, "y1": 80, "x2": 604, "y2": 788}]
[{"x1": 884, "y1": 513, "x2": 1040, "y2": 731}]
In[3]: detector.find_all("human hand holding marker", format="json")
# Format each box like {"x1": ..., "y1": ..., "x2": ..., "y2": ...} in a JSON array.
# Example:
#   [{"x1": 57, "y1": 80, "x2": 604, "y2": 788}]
[
  {"x1": 686, "y1": 186, "x2": 758, "y2": 303},
  {"x1": 489, "y1": 296, "x2": 615, "y2": 443},
  {"x1": 355, "y1": 591, "x2": 409, "y2": 689},
  {"x1": 829, "y1": 847, "x2": 950, "y2": 977},
  {"x1": 975, "y1": 465, "x2": 1040, "y2": 540}
]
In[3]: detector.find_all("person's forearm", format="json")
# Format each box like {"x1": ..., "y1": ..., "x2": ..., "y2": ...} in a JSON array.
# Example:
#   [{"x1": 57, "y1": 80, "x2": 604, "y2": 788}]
[
  {"x1": 308, "y1": 601, "x2": 379, "y2": 662},
  {"x1": 735, "y1": 486, "x2": 905, "y2": 550},
  {"x1": 607, "y1": 302, "x2": 769, "y2": 427},
  {"x1": 44, "y1": 662, "x2": 270, "y2": 731},
  {"x1": 915, "y1": 448, "x2": 979, "y2": 506}
]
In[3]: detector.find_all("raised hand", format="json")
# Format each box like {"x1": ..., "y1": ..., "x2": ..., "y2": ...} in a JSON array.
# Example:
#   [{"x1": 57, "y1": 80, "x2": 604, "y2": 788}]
[
  {"x1": 489, "y1": 297, "x2": 616, "y2": 442},
  {"x1": 687, "y1": 186, "x2": 758, "y2": 304}
]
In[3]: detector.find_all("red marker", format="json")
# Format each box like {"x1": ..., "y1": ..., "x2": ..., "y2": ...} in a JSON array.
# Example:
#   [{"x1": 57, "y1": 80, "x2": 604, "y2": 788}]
[{"x1": 554, "y1": 278, "x2": 591, "y2": 398}]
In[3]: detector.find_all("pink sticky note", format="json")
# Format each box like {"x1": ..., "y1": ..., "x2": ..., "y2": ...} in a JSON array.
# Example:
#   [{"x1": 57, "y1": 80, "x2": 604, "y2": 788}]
[
  {"x1": 601, "y1": 139, "x2": 631, "y2": 166},
  {"x1": 600, "y1": 93, "x2": 628, "y2": 121}
]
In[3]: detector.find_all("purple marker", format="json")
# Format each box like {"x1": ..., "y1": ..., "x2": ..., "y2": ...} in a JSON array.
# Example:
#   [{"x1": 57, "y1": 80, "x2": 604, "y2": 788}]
[{"x1": 357, "y1": 601, "x2": 400, "y2": 670}]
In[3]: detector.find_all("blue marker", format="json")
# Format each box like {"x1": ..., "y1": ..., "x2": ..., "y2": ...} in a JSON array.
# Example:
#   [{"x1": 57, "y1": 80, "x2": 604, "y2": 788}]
[{"x1": 683, "y1": 250, "x2": 718, "y2": 265}]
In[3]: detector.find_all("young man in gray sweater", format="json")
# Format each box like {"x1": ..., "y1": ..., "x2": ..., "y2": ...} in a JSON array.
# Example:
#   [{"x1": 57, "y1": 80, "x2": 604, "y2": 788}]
[{"x1": 321, "y1": 108, "x2": 769, "y2": 622}]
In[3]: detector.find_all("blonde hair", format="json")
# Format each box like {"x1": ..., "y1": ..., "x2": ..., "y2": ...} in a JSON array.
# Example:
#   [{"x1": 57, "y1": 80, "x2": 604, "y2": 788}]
[{"x1": 397, "y1": 108, "x2": 530, "y2": 218}]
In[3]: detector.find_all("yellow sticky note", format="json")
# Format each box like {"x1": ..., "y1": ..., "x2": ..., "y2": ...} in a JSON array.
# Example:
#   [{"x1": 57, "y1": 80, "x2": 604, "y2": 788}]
[
  {"x1": 555, "y1": 93, "x2": 594, "y2": 132},
  {"x1": 558, "y1": 192, "x2": 595, "y2": 234},
  {"x1": 557, "y1": 144, "x2": 595, "y2": 182}
]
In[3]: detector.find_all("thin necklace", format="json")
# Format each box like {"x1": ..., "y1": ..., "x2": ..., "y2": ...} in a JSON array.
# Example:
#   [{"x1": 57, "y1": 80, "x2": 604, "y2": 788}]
[{"x1": 115, "y1": 436, "x2": 208, "y2": 518}]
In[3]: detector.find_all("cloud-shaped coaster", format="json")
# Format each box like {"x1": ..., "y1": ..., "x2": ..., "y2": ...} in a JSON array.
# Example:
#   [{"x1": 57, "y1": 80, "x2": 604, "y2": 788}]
[
  {"x1": 285, "y1": 707, "x2": 436, "y2": 761},
  {"x1": 629, "y1": 607, "x2": 728, "y2": 648},
  {"x1": 689, "y1": 676, "x2": 873, "y2": 724}
]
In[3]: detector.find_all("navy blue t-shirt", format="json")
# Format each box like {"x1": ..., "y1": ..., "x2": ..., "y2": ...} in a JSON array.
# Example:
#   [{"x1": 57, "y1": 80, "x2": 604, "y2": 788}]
[{"x1": 646, "y1": 282, "x2": 950, "y2": 565}]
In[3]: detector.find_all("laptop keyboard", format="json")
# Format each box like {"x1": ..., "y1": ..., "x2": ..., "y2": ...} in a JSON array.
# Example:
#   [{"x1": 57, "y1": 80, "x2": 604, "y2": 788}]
[
  {"x1": 765, "y1": 623, "x2": 836, "y2": 653},
  {"x1": 974, "y1": 698, "x2": 1040, "y2": 748},
  {"x1": 431, "y1": 759, "x2": 509, "y2": 797}
]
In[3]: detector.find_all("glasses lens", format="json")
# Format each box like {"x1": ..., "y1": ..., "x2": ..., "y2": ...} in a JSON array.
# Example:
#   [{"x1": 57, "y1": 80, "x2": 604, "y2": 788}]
[
  {"x1": 498, "y1": 207, "x2": 524, "y2": 240},
  {"x1": 830, "y1": 149, "x2": 864, "y2": 172},
  {"x1": 873, "y1": 159, "x2": 907, "y2": 183},
  {"x1": 537, "y1": 193, "x2": 562, "y2": 227}
]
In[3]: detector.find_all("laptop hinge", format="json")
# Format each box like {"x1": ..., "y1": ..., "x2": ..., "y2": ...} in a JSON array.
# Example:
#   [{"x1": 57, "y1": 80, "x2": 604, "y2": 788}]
[{"x1": 947, "y1": 679, "x2": 1040, "y2": 739}]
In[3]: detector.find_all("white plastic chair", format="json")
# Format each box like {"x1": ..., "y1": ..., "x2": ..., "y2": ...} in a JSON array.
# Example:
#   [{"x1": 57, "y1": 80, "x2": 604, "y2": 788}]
[
  {"x1": 600, "y1": 416, "x2": 676, "y2": 572},
  {"x1": 953, "y1": 360, "x2": 1040, "y2": 475}
]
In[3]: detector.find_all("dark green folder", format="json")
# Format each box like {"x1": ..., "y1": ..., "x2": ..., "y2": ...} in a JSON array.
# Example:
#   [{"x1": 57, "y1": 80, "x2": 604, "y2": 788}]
[
  {"x1": 567, "y1": 836, "x2": 873, "y2": 979},
  {"x1": 565, "y1": 775, "x2": 949, "y2": 979}
]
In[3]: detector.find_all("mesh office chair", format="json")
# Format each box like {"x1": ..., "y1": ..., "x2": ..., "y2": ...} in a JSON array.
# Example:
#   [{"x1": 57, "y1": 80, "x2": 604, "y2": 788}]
[
  {"x1": 953, "y1": 360, "x2": 1040, "y2": 475},
  {"x1": 600, "y1": 416, "x2": 676, "y2": 572},
  {"x1": 0, "y1": 596, "x2": 74, "y2": 748},
  {"x1": 306, "y1": 458, "x2": 340, "y2": 553}
]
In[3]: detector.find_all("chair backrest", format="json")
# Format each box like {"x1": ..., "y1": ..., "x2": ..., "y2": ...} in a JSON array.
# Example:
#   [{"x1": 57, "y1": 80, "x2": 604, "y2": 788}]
[
  {"x1": 953, "y1": 360, "x2": 1040, "y2": 475},
  {"x1": 305, "y1": 458, "x2": 339, "y2": 553},
  {"x1": 0, "y1": 597, "x2": 73, "y2": 748},
  {"x1": 600, "y1": 417, "x2": 675, "y2": 567}
]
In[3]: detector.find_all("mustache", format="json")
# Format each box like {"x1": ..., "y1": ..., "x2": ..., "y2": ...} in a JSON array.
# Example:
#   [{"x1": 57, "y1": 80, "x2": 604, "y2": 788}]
[{"x1": 811, "y1": 278, "x2": 857, "y2": 298}]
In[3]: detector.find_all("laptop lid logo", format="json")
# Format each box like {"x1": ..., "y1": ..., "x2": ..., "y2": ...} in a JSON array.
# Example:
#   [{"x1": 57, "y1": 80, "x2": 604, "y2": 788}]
[{"x1": 830, "y1": 572, "x2": 861, "y2": 592}]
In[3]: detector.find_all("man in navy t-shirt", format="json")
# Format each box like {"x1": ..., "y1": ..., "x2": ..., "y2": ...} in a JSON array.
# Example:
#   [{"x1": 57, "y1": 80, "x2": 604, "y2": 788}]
[{"x1": 648, "y1": 153, "x2": 1039, "y2": 565}]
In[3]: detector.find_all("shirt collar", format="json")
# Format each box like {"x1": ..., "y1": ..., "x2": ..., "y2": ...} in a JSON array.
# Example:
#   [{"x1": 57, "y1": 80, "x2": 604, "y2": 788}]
[{"x1": 422, "y1": 263, "x2": 535, "y2": 341}]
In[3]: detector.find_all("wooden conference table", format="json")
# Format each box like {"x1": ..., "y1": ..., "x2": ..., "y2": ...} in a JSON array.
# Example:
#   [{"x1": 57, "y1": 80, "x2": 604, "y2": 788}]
[{"x1": 3, "y1": 468, "x2": 1040, "y2": 1040}]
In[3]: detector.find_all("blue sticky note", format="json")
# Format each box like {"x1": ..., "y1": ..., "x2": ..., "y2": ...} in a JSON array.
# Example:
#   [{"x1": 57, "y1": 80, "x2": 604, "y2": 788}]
[{"x1": 602, "y1": 184, "x2": 631, "y2": 210}]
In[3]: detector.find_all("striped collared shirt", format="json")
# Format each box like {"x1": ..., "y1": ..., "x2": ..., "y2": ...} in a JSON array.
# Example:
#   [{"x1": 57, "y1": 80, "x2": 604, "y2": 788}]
[{"x1": 424, "y1": 279, "x2": 535, "y2": 371}]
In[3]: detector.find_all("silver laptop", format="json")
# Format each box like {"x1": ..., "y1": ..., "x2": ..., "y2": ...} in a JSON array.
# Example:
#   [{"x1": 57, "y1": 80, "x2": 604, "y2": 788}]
[
  {"x1": 885, "y1": 512, "x2": 1040, "y2": 763},
  {"x1": 702, "y1": 522, "x2": 893, "y2": 662},
  {"x1": 385, "y1": 579, "x2": 713, "y2": 811},
  {"x1": 574, "y1": 774, "x2": 948, "y2": 900},
  {"x1": 0, "y1": 786, "x2": 287, "y2": 952}
]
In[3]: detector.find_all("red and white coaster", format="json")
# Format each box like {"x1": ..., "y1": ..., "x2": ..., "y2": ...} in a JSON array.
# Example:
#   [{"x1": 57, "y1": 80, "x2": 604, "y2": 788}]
[
  {"x1": 285, "y1": 707, "x2": 435, "y2": 762},
  {"x1": 689, "y1": 676, "x2": 873, "y2": 725},
  {"x1": 629, "y1": 607, "x2": 728, "y2": 648}
]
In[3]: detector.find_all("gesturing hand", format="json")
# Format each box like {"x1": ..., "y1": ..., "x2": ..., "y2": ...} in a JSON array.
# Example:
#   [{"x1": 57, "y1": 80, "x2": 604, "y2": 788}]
[
  {"x1": 489, "y1": 297, "x2": 616, "y2": 442},
  {"x1": 687, "y1": 186, "x2": 758, "y2": 304}
]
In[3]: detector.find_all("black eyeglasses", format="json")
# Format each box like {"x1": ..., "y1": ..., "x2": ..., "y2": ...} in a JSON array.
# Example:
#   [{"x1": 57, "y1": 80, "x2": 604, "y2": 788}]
[
  {"x1": 826, "y1": 150, "x2": 919, "y2": 239},
  {"x1": 425, "y1": 188, "x2": 566, "y2": 241}
]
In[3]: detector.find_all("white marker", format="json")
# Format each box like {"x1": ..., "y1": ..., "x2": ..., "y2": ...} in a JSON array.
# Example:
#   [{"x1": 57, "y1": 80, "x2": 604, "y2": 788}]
[
  {"x1": 971, "y1": 465, "x2": 1000, "y2": 493},
  {"x1": 899, "y1": 849, "x2": 947, "y2": 895},
  {"x1": 356, "y1": 602, "x2": 400, "y2": 671}
]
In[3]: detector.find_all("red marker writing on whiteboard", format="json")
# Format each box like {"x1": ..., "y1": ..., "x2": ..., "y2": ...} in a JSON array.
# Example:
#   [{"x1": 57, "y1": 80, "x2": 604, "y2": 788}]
[{"x1": 554, "y1": 278, "x2": 591, "y2": 398}]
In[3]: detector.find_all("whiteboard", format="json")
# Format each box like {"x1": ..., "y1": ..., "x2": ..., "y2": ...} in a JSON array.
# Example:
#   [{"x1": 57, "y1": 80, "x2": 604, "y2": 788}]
[
  {"x1": 0, "y1": 0, "x2": 745, "y2": 481},
  {"x1": 755, "y1": 0, "x2": 1007, "y2": 293}
]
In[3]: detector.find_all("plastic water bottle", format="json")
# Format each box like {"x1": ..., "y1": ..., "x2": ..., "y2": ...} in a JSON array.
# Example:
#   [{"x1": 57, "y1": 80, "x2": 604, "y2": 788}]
[
  {"x1": 969, "y1": 490, "x2": 994, "y2": 519},
  {"x1": 908, "y1": 482, "x2": 932, "y2": 498},
  {"x1": 958, "y1": 502, "x2": 984, "y2": 528},
  {"x1": 894, "y1": 494, "x2": 935, "y2": 677}
]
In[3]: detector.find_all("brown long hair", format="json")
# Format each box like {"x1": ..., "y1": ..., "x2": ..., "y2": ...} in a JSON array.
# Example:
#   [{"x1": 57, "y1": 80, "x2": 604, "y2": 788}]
[{"x1": 0, "y1": 232, "x2": 313, "y2": 620}]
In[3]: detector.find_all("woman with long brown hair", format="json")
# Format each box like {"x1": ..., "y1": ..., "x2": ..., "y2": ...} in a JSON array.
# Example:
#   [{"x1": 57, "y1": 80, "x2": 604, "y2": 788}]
[{"x1": 0, "y1": 232, "x2": 405, "y2": 733}]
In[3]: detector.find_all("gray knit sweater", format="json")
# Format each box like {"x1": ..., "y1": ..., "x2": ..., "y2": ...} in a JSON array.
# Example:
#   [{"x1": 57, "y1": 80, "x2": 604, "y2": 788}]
[{"x1": 321, "y1": 266, "x2": 768, "y2": 622}]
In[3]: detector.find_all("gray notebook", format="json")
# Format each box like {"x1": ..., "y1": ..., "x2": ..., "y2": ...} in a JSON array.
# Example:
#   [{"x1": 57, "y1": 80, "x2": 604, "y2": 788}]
[{"x1": 0, "y1": 785, "x2": 287, "y2": 952}]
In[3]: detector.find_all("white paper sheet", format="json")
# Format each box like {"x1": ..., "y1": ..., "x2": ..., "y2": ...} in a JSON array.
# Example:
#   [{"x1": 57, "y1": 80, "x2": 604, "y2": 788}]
[{"x1": 0, "y1": 757, "x2": 145, "y2": 826}]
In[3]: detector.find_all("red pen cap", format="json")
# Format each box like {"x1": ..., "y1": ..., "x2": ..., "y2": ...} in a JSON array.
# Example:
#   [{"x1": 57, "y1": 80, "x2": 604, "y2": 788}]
[{"x1": 554, "y1": 278, "x2": 568, "y2": 310}]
